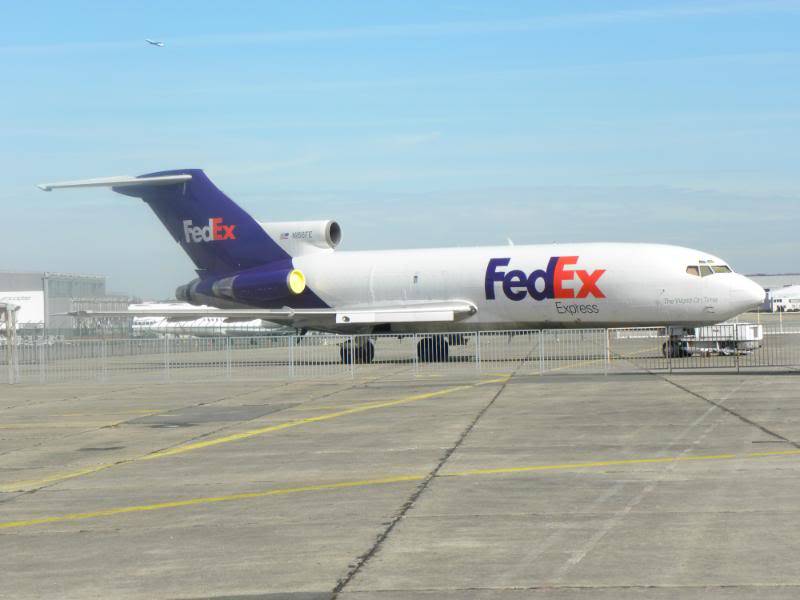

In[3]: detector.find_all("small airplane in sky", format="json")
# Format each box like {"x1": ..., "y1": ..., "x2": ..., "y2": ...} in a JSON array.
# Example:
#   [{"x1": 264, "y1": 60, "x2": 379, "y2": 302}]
[{"x1": 145, "y1": 39, "x2": 164, "y2": 47}]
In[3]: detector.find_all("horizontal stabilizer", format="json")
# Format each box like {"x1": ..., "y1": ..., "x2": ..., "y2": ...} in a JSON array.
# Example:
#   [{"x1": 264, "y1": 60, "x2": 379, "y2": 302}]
[{"x1": 37, "y1": 174, "x2": 192, "y2": 192}]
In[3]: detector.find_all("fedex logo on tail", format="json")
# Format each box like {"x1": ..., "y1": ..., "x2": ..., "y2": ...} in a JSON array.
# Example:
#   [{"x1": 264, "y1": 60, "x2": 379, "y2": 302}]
[
  {"x1": 485, "y1": 257, "x2": 605, "y2": 301},
  {"x1": 182, "y1": 218, "x2": 236, "y2": 243}
]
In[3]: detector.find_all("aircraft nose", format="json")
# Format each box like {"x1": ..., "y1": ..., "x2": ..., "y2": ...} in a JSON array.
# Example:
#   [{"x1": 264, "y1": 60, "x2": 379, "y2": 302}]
[{"x1": 730, "y1": 276, "x2": 765, "y2": 311}]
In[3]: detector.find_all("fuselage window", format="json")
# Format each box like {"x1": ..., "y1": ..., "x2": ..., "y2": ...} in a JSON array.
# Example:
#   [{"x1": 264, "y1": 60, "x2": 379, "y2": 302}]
[
  {"x1": 700, "y1": 265, "x2": 713, "y2": 277},
  {"x1": 711, "y1": 265, "x2": 732, "y2": 273},
  {"x1": 686, "y1": 265, "x2": 700, "y2": 276}
]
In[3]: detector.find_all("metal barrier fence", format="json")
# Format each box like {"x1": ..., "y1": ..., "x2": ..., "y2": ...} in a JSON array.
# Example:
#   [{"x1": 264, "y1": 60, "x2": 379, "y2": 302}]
[{"x1": 4, "y1": 323, "x2": 798, "y2": 384}]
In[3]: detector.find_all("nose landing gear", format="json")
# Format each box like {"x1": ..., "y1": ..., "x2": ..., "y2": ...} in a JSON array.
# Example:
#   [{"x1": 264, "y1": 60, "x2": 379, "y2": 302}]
[{"x1": 662, "y1": 340, "x2": 691, "y2": 358}]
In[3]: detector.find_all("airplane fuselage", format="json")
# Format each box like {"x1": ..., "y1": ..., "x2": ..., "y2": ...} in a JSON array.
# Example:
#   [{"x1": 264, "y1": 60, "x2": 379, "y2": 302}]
[{"x1": 193, "y1": 242, "x2": 764, "y2": 333}]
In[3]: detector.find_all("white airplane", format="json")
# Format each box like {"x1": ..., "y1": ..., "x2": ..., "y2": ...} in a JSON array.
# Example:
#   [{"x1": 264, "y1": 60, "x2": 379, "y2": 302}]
[
  {"x1": 38, "y1": 169, "x2": 765, "y2": 362},
  {"x1": 128, "y1": 302, "x2": 286, "y2": 337},
  {"x1": 145, "y1": 39, "x2": 164, "y2": 47}
]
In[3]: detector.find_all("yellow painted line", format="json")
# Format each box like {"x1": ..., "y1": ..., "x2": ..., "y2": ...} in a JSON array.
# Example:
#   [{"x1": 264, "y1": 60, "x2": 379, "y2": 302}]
[
  {"x1": 0, "y1": 423, "x2": 113, "y2": 429},
  {"x1": 442, "y1": 449, "x2": 800, "y2": 479},
  {"x1": 141, "y1": 382, "x2": 488, "y2": 460},
  {"x1": 55, "y1": 410, "x2": 161, "y2": 416},
  {"x1": 0, "y1": 378, "x2": 507, "y2": 492},
  {"x1": 444, "y1": 453, "x2": 740, "y2": 477},
  {"x1": 1, "y1": 464, "x2": 117, "y2": 491},
  {"x1": 0, "y1": 475, "x2": 426, "y2": 530},
  {"x1": 1, "y1": 448, "x2": 797, "y2": 530}
]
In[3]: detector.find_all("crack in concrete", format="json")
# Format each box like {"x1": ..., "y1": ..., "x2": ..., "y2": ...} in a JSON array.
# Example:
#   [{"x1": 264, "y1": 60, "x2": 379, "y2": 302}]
[
  {"x1": 660, "y1": 375, "x2": 800, "y2": 449},
  {"x1": 331, "y1": 376, "x2": 512, "y2": 598}
]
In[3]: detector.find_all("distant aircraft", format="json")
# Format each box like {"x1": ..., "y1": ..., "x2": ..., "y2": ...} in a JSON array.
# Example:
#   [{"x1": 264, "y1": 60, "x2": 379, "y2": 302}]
[
  {"x1": 145, "y1": 39, "x2": 164, "y2": 47},
  {"x1": 38, "y1": 169, "x2": 765, "y2": 363},
  {"x1": 128, "y1": 302, "x2": 287, "y2": 337}
]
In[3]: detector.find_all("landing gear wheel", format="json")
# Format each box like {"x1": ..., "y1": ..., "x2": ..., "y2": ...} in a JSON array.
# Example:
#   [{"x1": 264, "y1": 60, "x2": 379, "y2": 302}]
[
  {"x1": 416, "y1": 336, "x2": 449, "y2": 362},
  {"x1": 340, "y1": 340, "x2": 375, "y2": 364},
  {"x1": 662, "y1": 341, "x2": 689, "y2": 358}
]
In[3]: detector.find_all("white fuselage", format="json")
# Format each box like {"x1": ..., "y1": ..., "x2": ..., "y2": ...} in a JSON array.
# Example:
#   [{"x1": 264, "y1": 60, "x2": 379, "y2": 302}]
[{"x1": 289, "y1": 242, "x2": 764, "y2": 333}]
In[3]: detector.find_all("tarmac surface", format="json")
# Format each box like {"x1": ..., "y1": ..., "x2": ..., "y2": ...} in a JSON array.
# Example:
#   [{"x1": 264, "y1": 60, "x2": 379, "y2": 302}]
[{"x1": 1, "y1": 367, "x2": 799, "y2": 599}]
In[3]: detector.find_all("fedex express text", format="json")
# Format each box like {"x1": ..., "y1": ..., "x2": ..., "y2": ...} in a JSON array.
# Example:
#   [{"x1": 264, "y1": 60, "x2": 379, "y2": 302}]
[{"x1": 485, "y1": 256, "x2": 606, "y2": 314}]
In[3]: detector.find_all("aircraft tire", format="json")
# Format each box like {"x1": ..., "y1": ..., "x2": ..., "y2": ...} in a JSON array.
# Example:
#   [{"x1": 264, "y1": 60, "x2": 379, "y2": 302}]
[
  {"x1": 663, "y1": 341, "x2": 689, "y2": 358},
  {"x1": 417, "y1": 337, "x2": 449, "y2": 362},
  {"x1": 357, "y1": 340, "x2": 376, "y2": 364},
  {"x1": 340, "y1": 340, "x2": 375, "y2": 364}
]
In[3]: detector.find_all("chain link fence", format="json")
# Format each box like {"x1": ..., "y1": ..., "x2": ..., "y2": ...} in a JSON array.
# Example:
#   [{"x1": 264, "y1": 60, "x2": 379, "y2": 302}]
[{"x1": 4, "y1": 320, "x2": 798, "y2": 384}]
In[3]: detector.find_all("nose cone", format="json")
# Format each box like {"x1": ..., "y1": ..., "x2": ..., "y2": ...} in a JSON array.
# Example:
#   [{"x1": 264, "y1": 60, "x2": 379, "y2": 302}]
[{"x1": 730, "y1": 276, "x2": 766, "y2": 312}]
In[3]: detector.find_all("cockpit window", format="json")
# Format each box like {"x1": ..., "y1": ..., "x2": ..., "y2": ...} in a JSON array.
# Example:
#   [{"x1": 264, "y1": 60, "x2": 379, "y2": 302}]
[{"x1": 688, "y1": 263, "x2": 733, "y2": 276}]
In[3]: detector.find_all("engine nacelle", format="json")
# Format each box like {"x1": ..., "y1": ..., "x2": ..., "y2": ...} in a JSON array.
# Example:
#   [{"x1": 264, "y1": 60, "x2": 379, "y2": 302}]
[
  {"x1": 175, "y1": 279, "x2": 203, "y2": 305},
  {"x1": 211, "y1": 266, "x2": 307, "y2": 303},
  {"x1": 259, "y1": 220, "x2": 341, "y2": 254}
]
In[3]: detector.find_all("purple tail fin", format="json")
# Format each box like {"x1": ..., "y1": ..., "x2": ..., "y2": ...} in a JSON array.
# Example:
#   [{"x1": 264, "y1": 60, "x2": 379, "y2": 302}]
[{"x1": 115, "y1": 169, "x2": 289, "y2": 276}]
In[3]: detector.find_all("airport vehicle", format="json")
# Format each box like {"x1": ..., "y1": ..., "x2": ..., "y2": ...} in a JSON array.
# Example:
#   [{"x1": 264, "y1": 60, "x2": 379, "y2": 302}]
[
  {"x1": 663, "y1": 323, "x2": 764, "y2": 357},
  {"x1": 38, "y1": 169, "x2": 765, "y2": 362}
]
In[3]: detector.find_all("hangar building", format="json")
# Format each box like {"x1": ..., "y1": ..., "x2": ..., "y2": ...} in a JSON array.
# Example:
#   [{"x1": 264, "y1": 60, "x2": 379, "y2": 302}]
[
  {"x1": 0, "y1": 271, "x2": 129, "y2": 333},
  {"x1": 749, "y1": 274, "x2": 800, "y2": 313}
]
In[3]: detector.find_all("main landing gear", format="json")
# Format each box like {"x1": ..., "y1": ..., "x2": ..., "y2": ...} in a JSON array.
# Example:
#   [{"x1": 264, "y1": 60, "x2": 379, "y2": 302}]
[
  {"x1": 338, "y1": 335, "x2": 452, "y2": 364},
  {"x1": 416, "y1": 335, "x2": 449, "y2": 362},
  {"x1": 340, "y1": 339, "x2": 375, "y2": 364},
  {"x1": 661, "y1": 340, "x2": 692, "y2": 358}
]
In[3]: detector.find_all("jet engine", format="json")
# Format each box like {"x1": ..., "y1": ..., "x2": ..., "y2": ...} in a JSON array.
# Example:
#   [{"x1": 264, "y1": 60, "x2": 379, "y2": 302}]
[
  {"x1": 211, "y1": 266, "x2": 306, "y2": 303},
  {"x1": 259, "y1": 220, "x2": 341, "y2": 253},
  {"x1": 175, "y1": 279, "x2": 203, "y2": 305},
  {"x1": 176, "y1": 265, "x2": 307, "y2": 305}
]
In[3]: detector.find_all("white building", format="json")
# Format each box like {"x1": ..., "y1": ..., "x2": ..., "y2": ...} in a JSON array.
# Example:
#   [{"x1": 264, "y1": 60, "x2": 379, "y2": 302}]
[
  {"x1": 0, "y1": 271, "x2": 129, "y2": 332},
  {"x1": 761, "y1": 285, "x2": 800, "y2": 312},
  {"x1": 746, "y1": 274, "x2": 800, "y2": 312}
]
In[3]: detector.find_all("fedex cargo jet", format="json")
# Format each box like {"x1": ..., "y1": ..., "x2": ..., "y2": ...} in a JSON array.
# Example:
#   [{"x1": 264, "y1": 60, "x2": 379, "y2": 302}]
[{"x1": 38, "y1": 169, "x2": 764, "y2": 361}]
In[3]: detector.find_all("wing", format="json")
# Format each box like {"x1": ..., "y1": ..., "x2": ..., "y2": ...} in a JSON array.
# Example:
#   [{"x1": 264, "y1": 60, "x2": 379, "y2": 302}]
[{"x1": 65, "y1": 301, "x2": 477, "y2": 328}]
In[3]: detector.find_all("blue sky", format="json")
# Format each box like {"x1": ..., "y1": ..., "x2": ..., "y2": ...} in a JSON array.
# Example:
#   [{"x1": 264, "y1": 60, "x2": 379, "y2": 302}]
[{"x1": 2, "y1": 1, "x2": 799, "y2": 297}]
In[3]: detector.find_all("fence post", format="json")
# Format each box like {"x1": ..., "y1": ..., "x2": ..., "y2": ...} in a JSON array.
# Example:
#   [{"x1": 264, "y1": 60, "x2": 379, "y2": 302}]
[
  {"x1": 39, "y1": 330, "x2": 46, "y2": 384},
  {"x1": 163, "y1": 336, "x2": 170, "y2": 381},
  {"x1": 538, "y1": 330, "x2": 544, "y2": 375},
  {"x1": 289, "y1": 335, "x2": 295, "y2": 379},
  {"x1": 475, "y1": 330, "x2": 481, "y2": 371},
  {"x1": 733, "y1": 323, "x2": 740, "y2": 374},
  {"x1": 101, "y1": 339, "x2": 108, "y2": 383},
  {"x1": 226, "y1": 336, "x2": 232, "y2": 379},
  {"x1": 605, "y1": 328, "x2": 610, "y2": 375},
  {"x1": 349, "y1": 335, "x2": 355, "y2": 379},
  {"x1": 667, "y1": 327, "x2": 672, "y2": 374},
  {"x1": 412, "y1": 333, "x2": 418, "y2": 377}
]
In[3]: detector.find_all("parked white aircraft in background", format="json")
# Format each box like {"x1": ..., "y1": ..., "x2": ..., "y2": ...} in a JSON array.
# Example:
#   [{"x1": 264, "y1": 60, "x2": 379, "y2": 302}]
[
  {"x1": 128, "y1": 302, "x2": 285, "y2": 337},
  {"x1": 39, "y1": 169, "x2": 765, "y2": 362}
]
